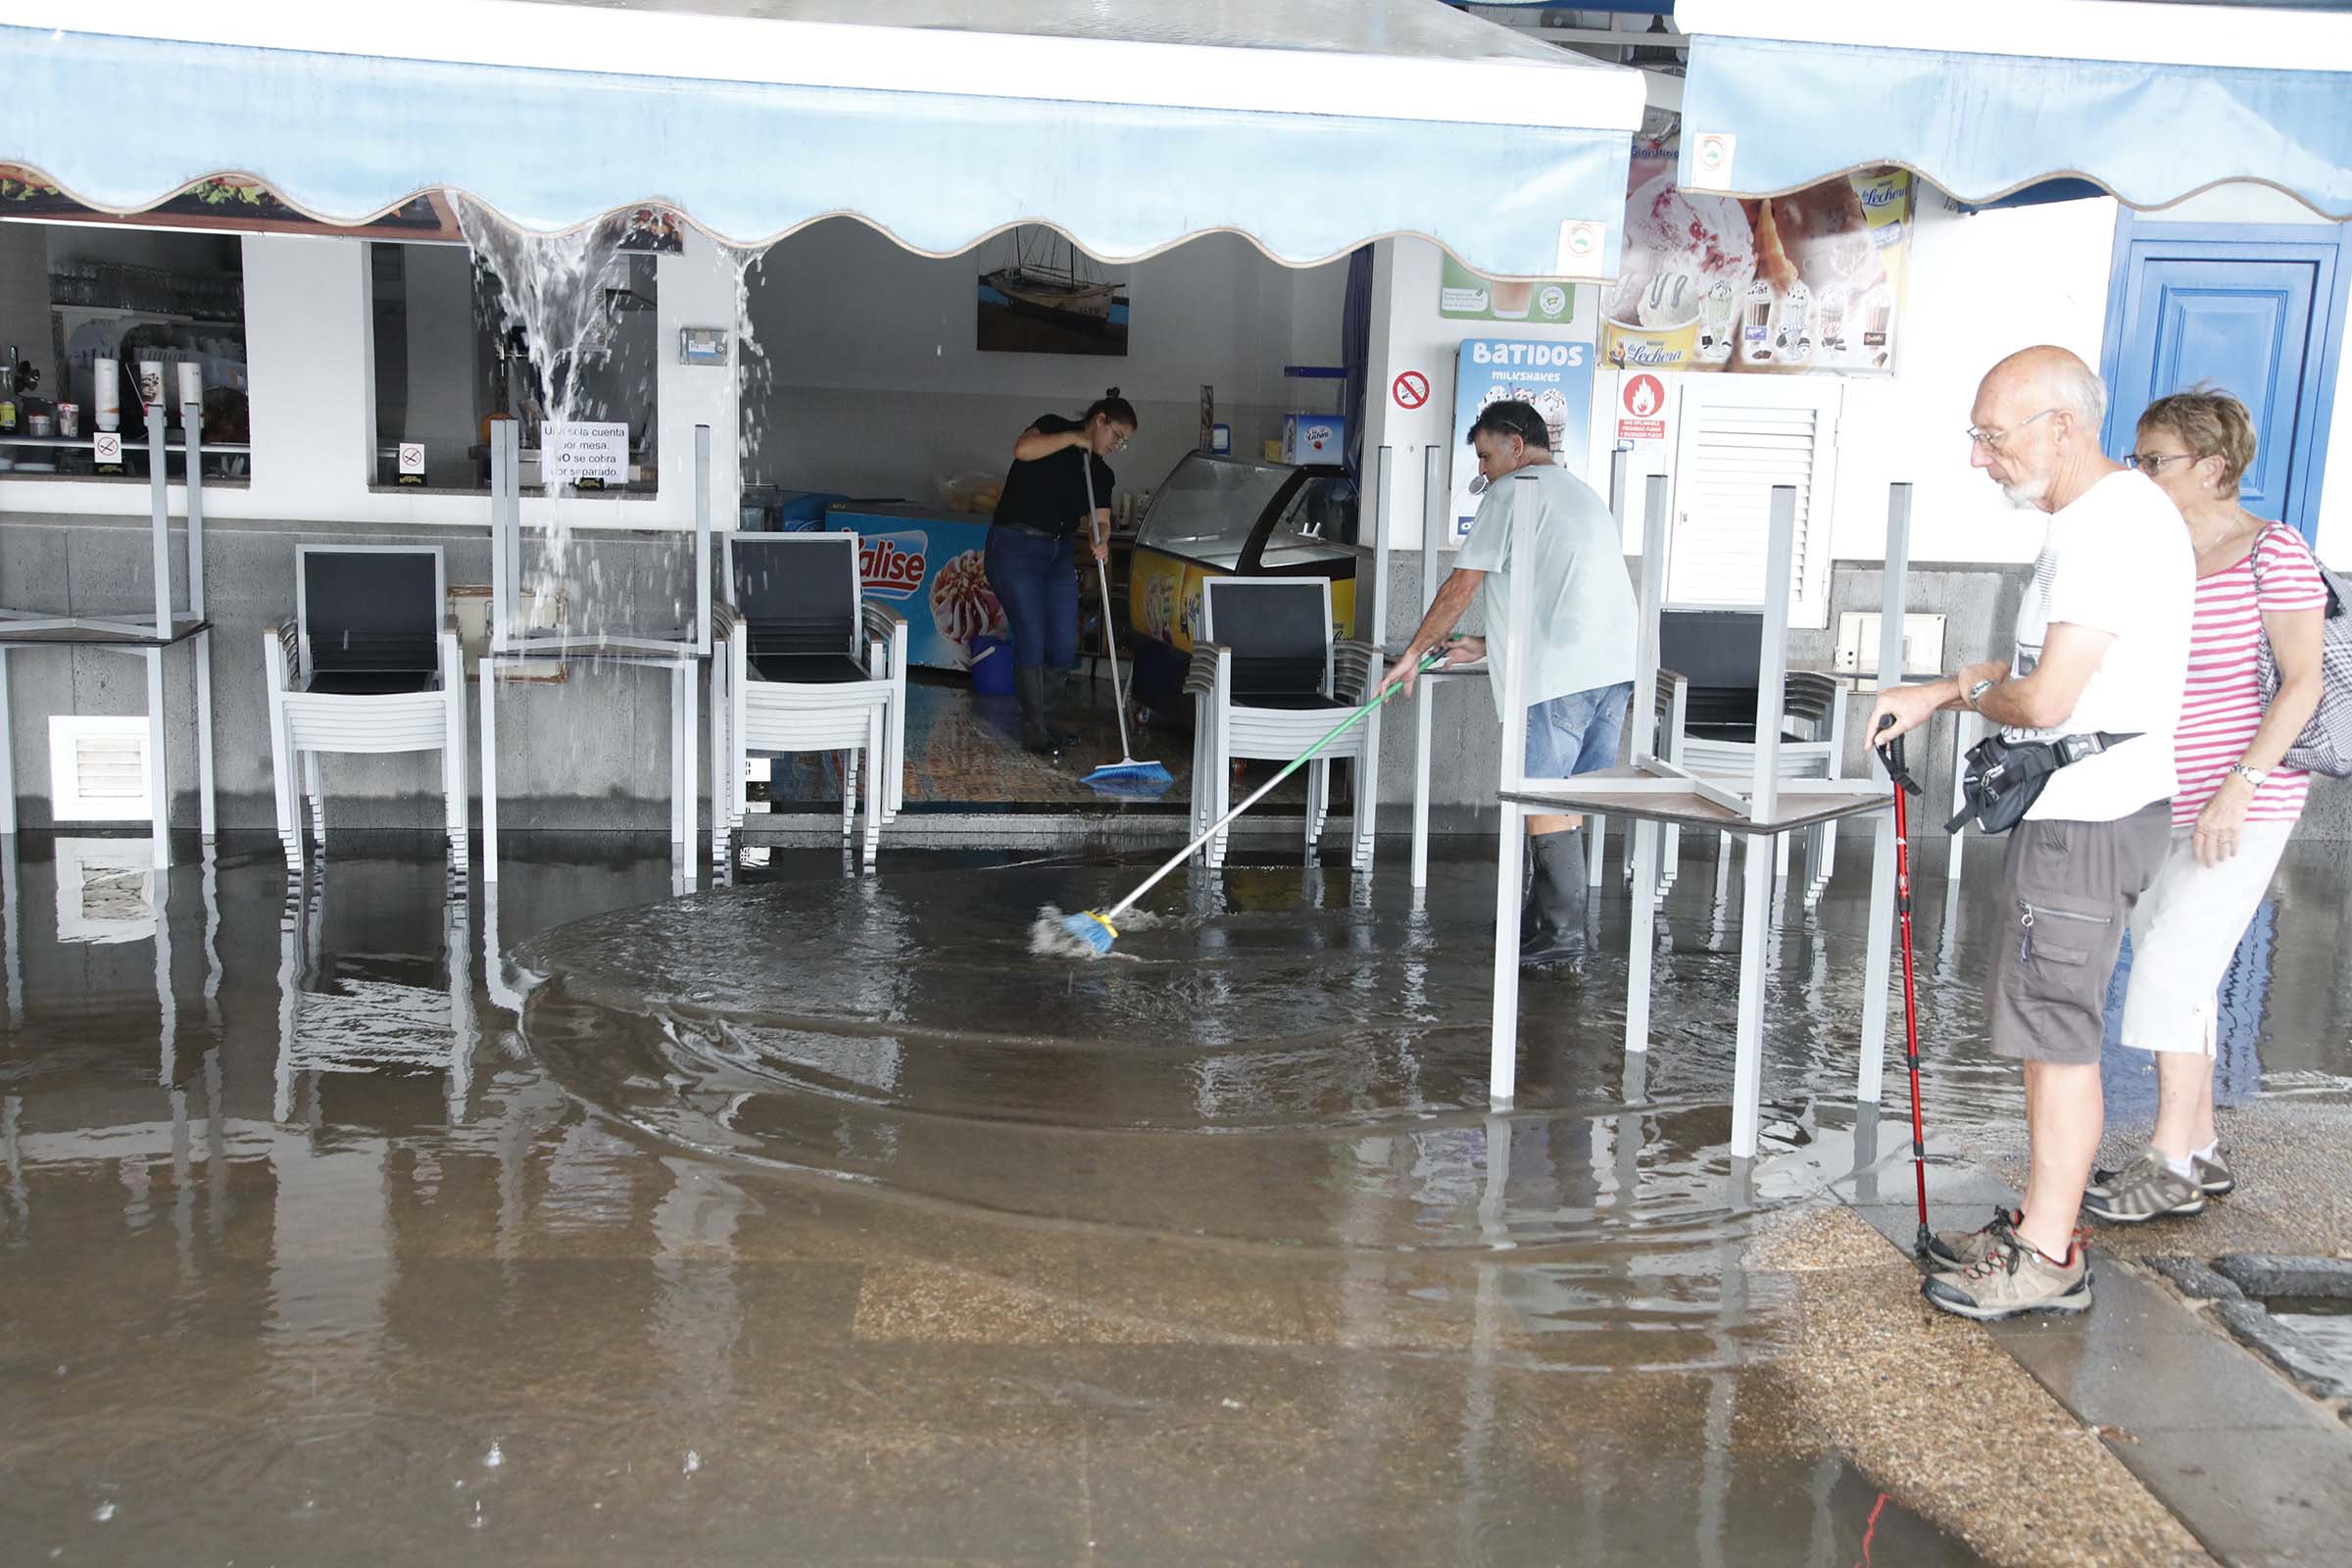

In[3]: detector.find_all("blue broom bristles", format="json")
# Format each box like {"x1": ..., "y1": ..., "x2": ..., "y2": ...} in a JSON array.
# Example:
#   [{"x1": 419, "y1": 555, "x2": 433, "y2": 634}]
[{"x1": 1059, "y1": 908, "x2": 1117, "y2": 955}]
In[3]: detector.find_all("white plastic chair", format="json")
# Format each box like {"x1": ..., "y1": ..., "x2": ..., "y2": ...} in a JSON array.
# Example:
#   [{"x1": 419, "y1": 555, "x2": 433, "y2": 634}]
[
  {"x1": 710, "y1": 532, "x2": 906, "y2": 868},
  {"x1": 263, "y1": 546, "x2": 466, "y2": 866},
  {"x1": 1185, "y1": 576, "x2": 1381, "y2": 871}
]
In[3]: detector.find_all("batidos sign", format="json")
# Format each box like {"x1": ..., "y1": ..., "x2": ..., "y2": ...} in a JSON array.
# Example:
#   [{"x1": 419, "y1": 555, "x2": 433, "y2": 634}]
[
  {"x1": 858, "y1": 532, "x2": 929, "y2": 600},
  {"x1": 1469, "y1": 341, "x2": 1588, "y2": 368}
]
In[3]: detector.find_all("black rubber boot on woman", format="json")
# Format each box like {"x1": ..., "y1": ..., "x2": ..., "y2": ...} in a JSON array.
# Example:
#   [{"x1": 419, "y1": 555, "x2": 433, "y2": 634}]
[{"x1": 1014, "y1": 667, "x2": 1060, "y2": 756}]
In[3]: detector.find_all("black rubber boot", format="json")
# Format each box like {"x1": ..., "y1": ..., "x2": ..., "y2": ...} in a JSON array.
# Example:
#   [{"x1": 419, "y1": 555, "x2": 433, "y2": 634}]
[
  {"x1": 1520, "y1": 827, "x2": 1589, "y2": 970},
  {"x1": 1014, "y1": 667, "x2": 1060, "y2": 756},
  {"x1": 1046, "y1": 666, "x2": 1083, "y2": 749}
]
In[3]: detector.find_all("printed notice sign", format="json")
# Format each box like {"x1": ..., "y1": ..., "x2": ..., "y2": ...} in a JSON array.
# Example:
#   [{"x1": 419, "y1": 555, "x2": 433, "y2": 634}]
[{"x1": 546, "y1": 420, "x2": 628, "y2": 487}]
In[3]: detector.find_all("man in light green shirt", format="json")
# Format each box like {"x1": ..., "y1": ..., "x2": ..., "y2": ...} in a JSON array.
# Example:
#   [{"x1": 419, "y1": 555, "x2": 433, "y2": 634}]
[{"x1": 1381, "y1": 401, "x2": 1637, "y2": 969}]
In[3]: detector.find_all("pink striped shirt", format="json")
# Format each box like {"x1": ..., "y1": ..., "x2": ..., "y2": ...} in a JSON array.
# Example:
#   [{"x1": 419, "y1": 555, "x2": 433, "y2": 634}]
[{"x1": 2173, "y1": 522, "x2": 2328, "y2": 826}]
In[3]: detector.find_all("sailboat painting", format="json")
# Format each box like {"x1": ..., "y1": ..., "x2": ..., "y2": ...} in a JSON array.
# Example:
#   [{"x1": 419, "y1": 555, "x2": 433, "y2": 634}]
[{"x1": 977, "y1": 227, "x2": 1130, "y2": 357}]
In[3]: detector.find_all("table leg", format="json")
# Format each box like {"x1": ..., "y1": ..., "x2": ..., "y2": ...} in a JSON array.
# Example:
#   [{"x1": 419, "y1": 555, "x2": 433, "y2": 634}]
[
  {"x1": 479, "y1": 662, "x2": 500, "y2": 884},
  {"x1": 1947, "y1": 710, "x2": 1972, "y2": 884},
  {"x1": 1587, "y1": 814, "x2": 1606, "y2": 886},
  {"x1": 1729, "y1": 829, "x2": 1775, "y2": 1159},
  {"x1": 680, "y1": 661, "x2": 700, "y2": 873},
  {"x1": 668, "y1": 663, "x2": 686, "y2": 859},
  {"x1": 1624, "y1": 817, "x2": 1659, "y2": 1056},
  {"x1": 146, "y1": 648, "x2": 170, "y2": 870},
  {"x1": 1411, "y1": 687, "x2": 1433, "y2": 891},
  {"x1": 0, "y1": 650, "x2": 14, "y2": 837},
  {"x1": 194, "y1": 629, "x2": 217, "y2": 843},
  {"x1": 1488, "y1": 802, "x2": 1525, "y2": 1107},
  {"x1": 1856, "y1": 805, "x2": 1897, "y2": 1109}
]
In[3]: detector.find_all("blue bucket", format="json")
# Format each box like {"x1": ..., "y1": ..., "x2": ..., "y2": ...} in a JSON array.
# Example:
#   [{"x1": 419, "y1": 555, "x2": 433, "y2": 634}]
[{"x1": 967, "y1": 634, "x2": 1015, "y2": 695}]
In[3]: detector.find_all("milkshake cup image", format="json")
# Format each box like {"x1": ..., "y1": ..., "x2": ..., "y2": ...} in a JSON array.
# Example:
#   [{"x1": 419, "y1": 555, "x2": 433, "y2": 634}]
[
  {"x1": 929, "y1": 549, "x2": 1004, "y2": 666},
  {"x1": 1490, "y1": 280, "x2": 1536, "y2": 319},
  {"x1": 1697, "y1": 280, "x2": 1739, "y2": 364},
  {"x1": 137, "y1": 360, "x2": 165, "y2": 414},
  {"x1": 1741, "y1": 280, "x2": 1775, "y2": 364},
  {"x1": 1535, "y1": 389, "x2": 1572, "y2": 454},
  {"x1": 1775, "y1": 281, "x2": 1815, "y2": 367},
  {"x1": 1816, "y1": 286, "x2": 1849, "y2": 354}
]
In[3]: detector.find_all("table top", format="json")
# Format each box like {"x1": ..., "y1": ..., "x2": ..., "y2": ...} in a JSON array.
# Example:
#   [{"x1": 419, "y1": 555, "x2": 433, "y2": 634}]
[
  {"x1": 0, "y1": 615, "x2": 210, "y2": 649},
  {"x1": 1500, "y1": 767, "x2": 1891, "y2": 833}
]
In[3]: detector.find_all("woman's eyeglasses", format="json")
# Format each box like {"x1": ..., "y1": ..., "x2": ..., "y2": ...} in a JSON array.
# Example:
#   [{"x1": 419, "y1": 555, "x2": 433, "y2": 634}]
[{"x1": 2125, "y1": 451, "x2": 2195, "y2": 475}]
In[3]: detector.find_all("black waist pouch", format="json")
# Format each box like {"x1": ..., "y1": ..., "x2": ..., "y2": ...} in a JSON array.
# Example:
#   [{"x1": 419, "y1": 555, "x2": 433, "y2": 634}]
[{"x1": 1945, "y1": 730, "x2": 2141, "y2": 834}]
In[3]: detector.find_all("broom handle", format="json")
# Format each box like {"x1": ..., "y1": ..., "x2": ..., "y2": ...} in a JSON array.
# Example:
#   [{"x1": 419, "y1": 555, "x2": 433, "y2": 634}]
[
  {"x1": 1082, "y1": 461, "x2": 1137, "y2": 761},
  {"x1": 1102, "y1": 652, "x2": 1438, "y2": 923}
]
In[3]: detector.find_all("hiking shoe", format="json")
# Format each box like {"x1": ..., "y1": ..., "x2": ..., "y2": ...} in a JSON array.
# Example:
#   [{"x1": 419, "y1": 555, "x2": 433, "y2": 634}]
[
  {"x1": 1922, "y1": 1236, "x2": 2092, "y2": 1321},
  {"x1": 2194, "y1": 1149, "x2": 2236, "y2": 1198},
  {"x1": 2081, "y1": 1147, "x2": 2205, "y2": 1225},
  {"x1": 1925, "y1": 1207, "x2": 2020, "y2": 1274},
  {"x1": 2090, "y1": 1148, "x2": 2237, "y2": 1200}
]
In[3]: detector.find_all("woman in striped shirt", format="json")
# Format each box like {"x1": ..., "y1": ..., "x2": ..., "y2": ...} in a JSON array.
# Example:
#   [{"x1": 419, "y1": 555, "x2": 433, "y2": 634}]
[{"x1": 2086, "y1": 389, "x2": 2329, "y2": 1225}]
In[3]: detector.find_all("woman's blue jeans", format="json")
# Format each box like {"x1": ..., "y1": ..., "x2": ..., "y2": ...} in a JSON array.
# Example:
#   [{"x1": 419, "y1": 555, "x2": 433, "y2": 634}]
[{"x1": 983, "y1": 527, "x2": 1078, "y2": 671}]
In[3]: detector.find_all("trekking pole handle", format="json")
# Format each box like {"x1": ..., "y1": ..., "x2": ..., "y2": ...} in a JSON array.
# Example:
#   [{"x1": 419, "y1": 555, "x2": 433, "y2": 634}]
[{"x1": 1874, "y1": 712, "x2": 1924, "y2": 797}]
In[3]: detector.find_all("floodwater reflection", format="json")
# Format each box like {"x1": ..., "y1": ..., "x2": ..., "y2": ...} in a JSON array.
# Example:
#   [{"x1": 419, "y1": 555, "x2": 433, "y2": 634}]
[{"x1": 16, "y1": 829, "x2": 2342, "y2": 1561}]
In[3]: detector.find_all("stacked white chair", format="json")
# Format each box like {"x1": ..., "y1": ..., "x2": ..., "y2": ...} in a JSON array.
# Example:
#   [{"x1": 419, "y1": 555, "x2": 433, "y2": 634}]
[
  {"x1": 262, "y1": 546, "x2": 466, "y2": 866},
  {"x1": 710, "y1": 532, "x2": 906, "y2": 868},
  {"x1": 1185, "y1": 575, "x2": 1382, "y2": 871}
]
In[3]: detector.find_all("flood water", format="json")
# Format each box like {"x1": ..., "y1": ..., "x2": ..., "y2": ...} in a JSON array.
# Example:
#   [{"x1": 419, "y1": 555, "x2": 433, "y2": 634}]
[{"x1": 4, "y1": 829, "x2": 2345, "y2": 1562}]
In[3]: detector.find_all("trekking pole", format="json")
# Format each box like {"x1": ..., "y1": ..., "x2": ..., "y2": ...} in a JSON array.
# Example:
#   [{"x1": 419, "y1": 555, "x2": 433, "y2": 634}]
[{"x1": 1875, "y1": 713, "x2": 1932, "y2": 1261}]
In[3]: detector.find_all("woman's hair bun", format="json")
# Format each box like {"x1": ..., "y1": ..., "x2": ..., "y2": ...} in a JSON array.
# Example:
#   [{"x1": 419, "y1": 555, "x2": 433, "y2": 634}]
[{"x1": 1104, "y1": 386, "x2": 1120, "y2": 398}]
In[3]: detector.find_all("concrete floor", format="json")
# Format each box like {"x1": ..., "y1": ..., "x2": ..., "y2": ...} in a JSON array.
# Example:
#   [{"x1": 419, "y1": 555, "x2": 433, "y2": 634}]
[{"x1": 1, "y1": 829, "x2": 2345, "y2": 1563}]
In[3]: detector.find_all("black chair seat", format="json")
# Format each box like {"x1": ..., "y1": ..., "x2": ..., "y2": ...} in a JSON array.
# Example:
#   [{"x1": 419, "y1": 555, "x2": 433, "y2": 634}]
[
  {"x1": 750, "y1": 653, "x2": 870, "y2": 685},
  {"x1": 1231, "y1": 691, "x2": 1348, "y2": 711},
  {"x1": 1685, "y1": 722, "x2": 1812, "y2": 745},
  {"x1": 305, "y1": 669, "x2": 438, "y2": 697}
]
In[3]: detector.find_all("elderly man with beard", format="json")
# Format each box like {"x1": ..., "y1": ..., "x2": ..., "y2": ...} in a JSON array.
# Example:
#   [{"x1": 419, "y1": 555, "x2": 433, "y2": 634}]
[{"x1": 1868, "y1": 346, "x2": 2191, "y2": 1320}]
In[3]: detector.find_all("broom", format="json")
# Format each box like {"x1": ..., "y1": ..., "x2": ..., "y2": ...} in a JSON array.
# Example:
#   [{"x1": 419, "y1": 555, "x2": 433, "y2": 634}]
[
  {"x1": 1078, "y1": 458, "x2": 1171, "y2": 791},
  {"x1": 1042, "y1": 651, "x2": 1442, "y2": 957}
]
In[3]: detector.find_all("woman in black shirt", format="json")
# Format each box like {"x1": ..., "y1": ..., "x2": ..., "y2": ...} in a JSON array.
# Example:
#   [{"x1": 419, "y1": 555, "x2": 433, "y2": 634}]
[{"x1": 986, "y1": 388, "x2": 1138, "y2": 754}]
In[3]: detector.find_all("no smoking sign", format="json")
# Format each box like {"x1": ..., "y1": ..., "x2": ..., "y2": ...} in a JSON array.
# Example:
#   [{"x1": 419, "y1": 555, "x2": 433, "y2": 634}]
[{"x1": 1391, "y1": 370, "x2": 1430, "y2": 411}]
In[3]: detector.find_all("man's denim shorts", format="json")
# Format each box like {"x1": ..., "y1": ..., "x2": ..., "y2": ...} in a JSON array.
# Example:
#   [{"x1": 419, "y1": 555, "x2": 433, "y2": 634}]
[{"x1": 1525, "y1": 681, "x2": 1633, "y2": 780}]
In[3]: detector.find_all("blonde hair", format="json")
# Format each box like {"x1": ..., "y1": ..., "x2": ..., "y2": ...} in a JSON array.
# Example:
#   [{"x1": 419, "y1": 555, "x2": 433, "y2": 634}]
[{"x1": 2137, "y1": 386, "x2": 2258, "y2": 490}]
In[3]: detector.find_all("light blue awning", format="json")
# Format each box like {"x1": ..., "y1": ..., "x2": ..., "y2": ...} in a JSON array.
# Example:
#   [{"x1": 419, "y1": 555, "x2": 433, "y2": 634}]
[
  {"x1": 1677, "y1": 30, "x2": 2352, "y2": 220},
  {"x1": 0, "y1": 3, "x2": 1648, "y2": 278}
]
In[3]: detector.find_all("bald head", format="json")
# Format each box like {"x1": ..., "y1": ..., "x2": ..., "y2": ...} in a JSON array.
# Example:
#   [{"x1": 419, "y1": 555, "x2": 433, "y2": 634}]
[{"x1": 1980, "y1": 346, "x2": 2107, "y2": 434}]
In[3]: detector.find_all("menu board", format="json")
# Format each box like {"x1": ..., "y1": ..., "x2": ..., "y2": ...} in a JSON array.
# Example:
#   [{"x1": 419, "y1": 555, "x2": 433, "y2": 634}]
[{"x1": 1602, "y1": 146, "x2": 1913, "y2": 376}]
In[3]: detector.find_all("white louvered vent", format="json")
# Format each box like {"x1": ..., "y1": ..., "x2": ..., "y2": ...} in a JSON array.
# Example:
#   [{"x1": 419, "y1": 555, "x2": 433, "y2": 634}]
[
  {"x1": 48, "y1": 716, "x2": 151, "y2": 822},
  {"x1": 1665, "y1": 378, "x2": 1842, "y2": 628}
]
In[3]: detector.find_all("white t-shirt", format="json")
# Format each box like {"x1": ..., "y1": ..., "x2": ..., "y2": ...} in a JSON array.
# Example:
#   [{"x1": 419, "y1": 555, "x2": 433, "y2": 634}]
[
  {"x1": 1454, "y1": 463, "x2": 1638, "y2": 719},
  {"x1": 2006, "y1": 469, "x2": 2193, "y2": 822}
]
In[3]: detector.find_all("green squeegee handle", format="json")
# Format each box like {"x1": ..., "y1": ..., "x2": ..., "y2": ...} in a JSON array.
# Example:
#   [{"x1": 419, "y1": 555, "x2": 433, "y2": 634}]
[{"x1": 1101, "y1": 651, "x2": 1445, "y2": 925}]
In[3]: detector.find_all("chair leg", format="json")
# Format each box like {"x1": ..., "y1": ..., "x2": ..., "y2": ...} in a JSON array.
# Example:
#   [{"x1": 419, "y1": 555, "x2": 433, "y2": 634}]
[
  {"x1": 305, "y1": 753, "x2": 325, "y2": 847},
  {"x1": 862, "y1": 712, "x2": 883, "y2": 867},
  {"x1": 1350, "y1": 749, "x2": 1376, "y2": 872},
  {"x1": 840, "y1": 751, "x2": 858, "y2": 844}
]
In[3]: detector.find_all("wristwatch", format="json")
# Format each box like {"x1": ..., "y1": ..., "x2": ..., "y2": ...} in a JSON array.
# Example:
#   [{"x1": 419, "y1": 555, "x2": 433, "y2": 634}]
[
  {"x1": 2228, "y1": 762, "x2": 2270, "y2": 788},
  {"x1": 1963, "y1": 677, "x2": 1998, "y2": 710}
]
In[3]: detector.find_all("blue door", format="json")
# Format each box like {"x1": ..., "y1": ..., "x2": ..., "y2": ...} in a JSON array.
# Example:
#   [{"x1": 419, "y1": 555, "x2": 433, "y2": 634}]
[{"x1": 2100, "y1": 221, "x2": 2344, "y2": 542}]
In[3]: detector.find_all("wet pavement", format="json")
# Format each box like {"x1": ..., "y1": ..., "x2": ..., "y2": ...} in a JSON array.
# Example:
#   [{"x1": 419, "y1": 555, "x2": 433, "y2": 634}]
[{"x1": 2, "y1": 827, "x2": 2345, "y2": 1563}]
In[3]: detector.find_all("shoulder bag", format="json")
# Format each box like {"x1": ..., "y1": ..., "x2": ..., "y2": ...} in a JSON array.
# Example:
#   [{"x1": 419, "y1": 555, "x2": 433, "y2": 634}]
[{"x1": 2248, "y1": 524, "x2": 2352, "y2": 778}]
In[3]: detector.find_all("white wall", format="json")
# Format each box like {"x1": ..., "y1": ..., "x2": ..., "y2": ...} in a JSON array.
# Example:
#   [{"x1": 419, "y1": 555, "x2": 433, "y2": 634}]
[
  {"x1": 1827, "y1": 195, "x2": 2124, "y2": 565},
  {"x1": 0, "y1": 231, "x2": 738, "y2": 529},
  {"x1": 1360, "y1": 235, "x2": 1598, "y2": 552},
  {"x1": 740, "y1": 220, "x2": 1346, "y2": 507}
]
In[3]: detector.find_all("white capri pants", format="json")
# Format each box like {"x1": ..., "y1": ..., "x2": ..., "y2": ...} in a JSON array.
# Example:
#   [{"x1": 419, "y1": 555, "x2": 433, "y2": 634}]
[{"x1": 2118, "y1": 821, "x2": 2294, "y2": 1056}]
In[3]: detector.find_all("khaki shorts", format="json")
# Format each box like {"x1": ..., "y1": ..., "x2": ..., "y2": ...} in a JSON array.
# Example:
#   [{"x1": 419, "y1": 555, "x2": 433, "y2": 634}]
[{"x1": 1983, "y1": 802, "x2": 2172, "y2": 1066}]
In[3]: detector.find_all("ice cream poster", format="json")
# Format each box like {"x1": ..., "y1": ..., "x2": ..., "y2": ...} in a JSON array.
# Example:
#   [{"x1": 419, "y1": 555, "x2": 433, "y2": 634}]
[
  {"x1": 1603, "y1": 149, "x2": 1912, "y2": 376},
  {"x1": 1446, "y1": 338, "x2": 1595, "y2": 549}
]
